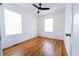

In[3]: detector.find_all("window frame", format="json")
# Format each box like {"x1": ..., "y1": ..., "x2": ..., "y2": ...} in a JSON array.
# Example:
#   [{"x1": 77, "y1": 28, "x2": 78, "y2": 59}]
[
  {"x1": 4, "y1": 8, "x2": 22, "y2": 36},
  {"x1": 44, "y1": 18, "x2": 53, "y2": 32}
]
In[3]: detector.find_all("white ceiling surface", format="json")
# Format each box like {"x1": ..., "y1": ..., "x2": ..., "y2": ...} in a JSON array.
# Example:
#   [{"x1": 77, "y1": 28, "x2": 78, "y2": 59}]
[{"x1": 16, "y1": 3, "x2": 66, "y2": 16}]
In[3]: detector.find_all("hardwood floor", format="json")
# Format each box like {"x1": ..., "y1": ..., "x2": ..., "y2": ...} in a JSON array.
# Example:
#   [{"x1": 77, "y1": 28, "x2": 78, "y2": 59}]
[{"x1": 3, "y1": 37, "x2": 67, "y2": 56}]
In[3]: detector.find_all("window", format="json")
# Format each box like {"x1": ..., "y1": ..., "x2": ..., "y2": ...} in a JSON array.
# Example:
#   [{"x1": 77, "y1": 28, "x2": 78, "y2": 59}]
[
  {"x1": 4, "y1": 8, "x2": 22, "y2": 35},
  {"x1": 44, "y1": 18, "x2": 53, "y2": 32}
]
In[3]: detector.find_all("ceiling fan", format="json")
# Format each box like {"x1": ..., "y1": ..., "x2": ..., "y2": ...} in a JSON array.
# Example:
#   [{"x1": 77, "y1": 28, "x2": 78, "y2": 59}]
[{"x1": 32, "y1": 3, "x2": 50, "y2": 14}]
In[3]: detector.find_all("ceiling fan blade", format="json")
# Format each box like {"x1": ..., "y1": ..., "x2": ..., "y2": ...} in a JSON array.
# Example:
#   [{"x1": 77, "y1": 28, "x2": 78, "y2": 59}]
[
  {"x1": 32, "y1": 4, "x2": 39, "y2": 9},
  {"x1": 40, "y1": 8, "x2": 50, "y2": 10},
  {"x1": 0, "y1": 3, "x2": 2, "y2": 5}
]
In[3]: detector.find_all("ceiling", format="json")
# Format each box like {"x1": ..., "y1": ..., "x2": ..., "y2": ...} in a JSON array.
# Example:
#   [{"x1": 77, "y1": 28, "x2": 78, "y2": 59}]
[{"x1": 15, "y1": 3, "x2": 66, "y2": 16}]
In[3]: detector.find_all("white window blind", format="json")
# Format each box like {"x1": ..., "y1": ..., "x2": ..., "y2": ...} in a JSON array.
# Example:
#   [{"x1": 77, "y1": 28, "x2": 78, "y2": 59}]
[
  {"x1": 44, "y1": 18, "x2": 53, "y2": 32},
  {"x1": 4, "y1": 8, "x2": 22, "y2": 35}
]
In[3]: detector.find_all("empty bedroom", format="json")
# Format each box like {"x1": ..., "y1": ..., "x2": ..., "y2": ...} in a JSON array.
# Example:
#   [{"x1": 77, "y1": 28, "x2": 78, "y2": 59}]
[{"x1": 0, "y1": 3, "x2": 74, "y2": 56}]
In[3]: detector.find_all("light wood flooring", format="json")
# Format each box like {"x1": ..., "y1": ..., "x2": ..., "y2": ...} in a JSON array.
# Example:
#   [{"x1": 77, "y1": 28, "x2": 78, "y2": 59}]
[{"x1": 3, "y1": 37, "x2": 67, "y2": 56}]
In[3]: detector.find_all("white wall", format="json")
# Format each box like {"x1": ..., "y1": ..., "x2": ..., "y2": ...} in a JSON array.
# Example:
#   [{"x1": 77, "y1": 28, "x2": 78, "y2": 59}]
[
  {"x1": 0, "y1": 5, "x2": 2, "y2": 55},
  {"x1": 2, "y1": 3, "x2": 37, "y2": 49},
  {"x1": 0, "y1": 4, "x2": 4, "y2": 55},
  {"x1": 38, "y1": 10, "x2": 65, "y2": 40},
  {"x1": 0, "y1": 5, "x2": 2, "y2": 56}
]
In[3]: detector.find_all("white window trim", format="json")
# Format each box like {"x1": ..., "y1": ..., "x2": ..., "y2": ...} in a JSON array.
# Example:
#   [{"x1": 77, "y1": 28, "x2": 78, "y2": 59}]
[
  {"x1": 4, "y1": 8, "x2": 22, "y2": 36},
  {"x1": 44, "y1": 18, "x2": 53, "y2": 32}
]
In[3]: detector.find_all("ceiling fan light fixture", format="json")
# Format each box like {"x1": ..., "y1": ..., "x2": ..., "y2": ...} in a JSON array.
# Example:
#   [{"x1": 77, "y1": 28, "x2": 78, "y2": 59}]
[{"x1": 32, "y1": 3, "x2": 50, "y2": 14}]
